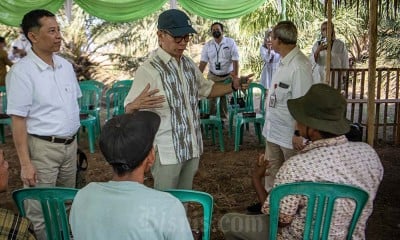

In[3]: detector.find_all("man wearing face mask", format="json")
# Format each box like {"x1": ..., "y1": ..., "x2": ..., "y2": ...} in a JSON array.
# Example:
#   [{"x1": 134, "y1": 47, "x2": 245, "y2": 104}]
[{"x1": 199, "y1": 22, "x2": 240, "y2": 118}]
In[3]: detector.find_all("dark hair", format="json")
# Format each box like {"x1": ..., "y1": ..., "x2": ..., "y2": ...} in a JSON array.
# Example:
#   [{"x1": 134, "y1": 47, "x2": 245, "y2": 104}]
[
  {"x1": 99, "y1": 112, "x2": 161, "y2": 176},
  {"x1": 21, "y1": 9, "x2": 55, "y2": 44},
  {"x1": 211, "y1": 22, "x2": 224, "y2": 32},
  {"x1": 319, "y1": 130, "x2": 339, "y2": 139},
  {"x1": 272, "y1": 20, "x2": 297, "y2": 45},
  {"x1": 0, "y1": 37, "x2": 5, "y2": 43}
]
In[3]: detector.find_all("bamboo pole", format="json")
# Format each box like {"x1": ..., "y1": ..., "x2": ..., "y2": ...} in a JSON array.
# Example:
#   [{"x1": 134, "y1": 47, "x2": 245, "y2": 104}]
[
  {"x1": 367, "y1": 0, "x2": 378, "y2": 146},
  {"x1": 325, "y1": 0, "x2": 332, "y2": 84},
  {"x1": 281, "y1": 0, "x2": 287, "y2": 20}
]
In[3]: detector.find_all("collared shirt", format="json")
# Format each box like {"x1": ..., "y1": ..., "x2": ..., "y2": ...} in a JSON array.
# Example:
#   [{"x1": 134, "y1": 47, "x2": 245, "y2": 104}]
[
  {"x1": 70, "y1": 181, "x2": 193, "y2": 240},
  {"x1": 200, "y1": 36, "x2": 239, "y2": 75},
  {"x1": 124, "y1": 48, "x2": 214, "y2": 165},
  {"x1": 262, "y1": 46, "x2": 312, "y2": 149},
  {"x1": 6, "y1": 49, "x2": 81, "y2": 137},
  {"x1": 310, "y1": 38, "x2": 349, "y2": 84},
  {"x1": 262, "y1": 136, "x2": 384, "y2": 240}
]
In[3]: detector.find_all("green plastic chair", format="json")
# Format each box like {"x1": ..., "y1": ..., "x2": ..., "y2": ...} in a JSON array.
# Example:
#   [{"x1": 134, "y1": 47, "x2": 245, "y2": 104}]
[
  {"x1": 78, "y1": 83, "x2": 102, "y2": 138},
  {"x1": 79, "y1": 79, "x2": 105, "y2": 92},
  {"x1": 105, "y1": 86, "x2": 131, "y2": 121},
  {"x1": 268, "y1": 182, "x2": 369, "y2": 240},
  {"x1": 0, "y1": 86, "x2": 11, "y2": 143},
  {"x1": 199, "y1": 97, "x2": 224, "y2": 152},
  {"x1": 78, "y1": 114, "x2": 96, "y2": 153},
  {"x1": 111, "y1": 79, "x2": 133, "y2": 89},
  {"x1": 165, "y1": 189, "x2": 214, "y2": 240},
  {"x1": 12, "y1": 187, "x2": 79, "y2": 240},
  {"x1": 234, "y1": 83, "x2": 266, "y2": 151},
  {"x1": 225, "y1": 78, "x2": 250, "y2": 138}
]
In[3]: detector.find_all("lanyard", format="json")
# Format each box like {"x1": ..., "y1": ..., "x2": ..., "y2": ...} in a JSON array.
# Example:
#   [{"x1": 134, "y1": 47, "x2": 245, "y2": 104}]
[{"x1": 213, "y1": 42, "x2": 222, "y2": 63}]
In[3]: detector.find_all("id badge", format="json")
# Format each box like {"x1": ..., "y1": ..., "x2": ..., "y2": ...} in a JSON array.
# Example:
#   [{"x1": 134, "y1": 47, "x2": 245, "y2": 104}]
[{"x1": 269, "y1": 92, "x2": 276, "y2": 108}]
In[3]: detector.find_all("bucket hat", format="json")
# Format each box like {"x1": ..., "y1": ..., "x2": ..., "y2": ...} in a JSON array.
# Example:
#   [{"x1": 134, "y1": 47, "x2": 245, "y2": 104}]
[{"x1": 287, "y1": 83, "x2": 350, "y2": 135}]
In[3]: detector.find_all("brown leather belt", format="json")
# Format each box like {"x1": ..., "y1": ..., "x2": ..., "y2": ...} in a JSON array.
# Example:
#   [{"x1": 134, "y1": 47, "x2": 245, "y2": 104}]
[
  {"x1": 30, "y1": 134, "x2": 76, "y2": 145},
  {"x1": 210, "y1": 71, "x2": 230, "y2": 78}
]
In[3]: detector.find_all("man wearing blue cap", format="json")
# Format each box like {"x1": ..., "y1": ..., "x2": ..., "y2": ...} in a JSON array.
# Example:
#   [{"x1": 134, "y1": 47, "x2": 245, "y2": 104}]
[{"x1": 124, "y1": 9, "x2": 253, "y2": 191}]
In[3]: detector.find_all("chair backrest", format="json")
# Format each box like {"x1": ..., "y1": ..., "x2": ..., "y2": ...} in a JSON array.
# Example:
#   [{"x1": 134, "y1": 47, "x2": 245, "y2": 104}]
[
  {"x1": 245, "y1": 82, "x2": 266, "y2": 114},
  {"x1": 199, "y1": 97, "x2": 221, "y2": 117},
  {"x1": 78, "y1": 83, "x2": 102, "y2": 113},
  {"x1": 165, "y1": 189, "x2": 214, "y2": 240},
  {"x1": 105, "y1": 86, "x2": 131, "y2": 121},
  {"x1": 0, "y1": 86, "x2": 7, "y2": 113},
  {"x1": 79, "y1": 79, "x2": 105, "y2": 91},
  {"x1": 112, "y1": 79, "x2": 133, "y2": 89},
  {"x1": 268, "y1": 182, "x2": 369, "y2": 240},
  {"x1": 12, "y1": 187, "x2": 79, "y2": 240}
]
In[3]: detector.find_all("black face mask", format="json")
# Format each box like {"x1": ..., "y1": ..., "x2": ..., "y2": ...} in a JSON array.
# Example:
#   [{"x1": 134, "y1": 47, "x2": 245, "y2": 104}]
[{"x1": 212, "y1": 31, "x2": 221, "y2": 38}]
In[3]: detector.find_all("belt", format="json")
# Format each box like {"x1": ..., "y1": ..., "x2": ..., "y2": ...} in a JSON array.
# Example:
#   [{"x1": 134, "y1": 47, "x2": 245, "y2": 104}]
[
  {"x1": 210, "y1": 71, "x2": 230, "y2": 78},
  {"x1": 30, "y1": 134, "x2": 76, "y2": 145}
]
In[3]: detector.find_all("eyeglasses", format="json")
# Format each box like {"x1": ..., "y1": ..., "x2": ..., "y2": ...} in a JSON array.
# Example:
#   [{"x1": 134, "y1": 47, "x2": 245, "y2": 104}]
[{"x1": 161, "y1": 30, "x2": 193, "y2": 43}]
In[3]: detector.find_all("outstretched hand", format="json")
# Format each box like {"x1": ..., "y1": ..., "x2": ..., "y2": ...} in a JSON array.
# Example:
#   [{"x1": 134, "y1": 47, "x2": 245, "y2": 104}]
[
  {"x1": 233, "y1": 73, "x2": 254, "y2": 91},
  {"x1": 125, "y1": 84, "x2": 165, "y2": 113}
]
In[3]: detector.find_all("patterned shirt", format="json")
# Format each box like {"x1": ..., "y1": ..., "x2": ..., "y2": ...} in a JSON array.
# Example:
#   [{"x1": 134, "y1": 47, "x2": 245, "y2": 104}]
[
  {"x1": 0, "y1": 208, "x2": 36, "y2": 240},
  {"x1": 124, "y1": 48, "x2": 214, "y2": 165},
  {"x1": 262, "y1": 136, "x2": 384, "y2": 240}
]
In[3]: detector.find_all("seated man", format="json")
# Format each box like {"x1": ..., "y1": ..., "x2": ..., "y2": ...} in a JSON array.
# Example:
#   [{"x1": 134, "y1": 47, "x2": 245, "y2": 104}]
[
  {"x1": 0, "y1": 150, "x2": 36, "y2": 239},
  {"x1": 70, "y1": 112, "x2": 193, "y2": 239},
  {"x1": 220, "y1": 84, "x2": 383, "y2": 239}
]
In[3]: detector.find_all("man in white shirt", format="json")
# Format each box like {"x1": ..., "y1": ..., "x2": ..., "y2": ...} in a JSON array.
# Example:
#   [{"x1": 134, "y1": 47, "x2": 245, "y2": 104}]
[
  {"x1": 6, "y1": 9, "x2": 81, "y2": 240},
  {"x1": 199, "y1": 22, "x2": 240, "y2": 118},
  {"x1": 262, "y1": 21, "x2": 313, "y2": 192}
]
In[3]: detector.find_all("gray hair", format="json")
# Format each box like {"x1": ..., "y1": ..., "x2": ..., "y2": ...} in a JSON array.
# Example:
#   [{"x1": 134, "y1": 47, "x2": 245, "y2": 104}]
[{"x1": 272, "y1": 21, "x2": 297, "y2": 45}]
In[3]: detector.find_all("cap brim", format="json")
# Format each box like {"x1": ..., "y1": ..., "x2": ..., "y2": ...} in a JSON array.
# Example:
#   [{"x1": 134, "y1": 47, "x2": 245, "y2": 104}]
[
  {"x1": 168, "y1": 26, "x2": 197, "y2": 37},
  {"x1": 288, "y1": 97, "x2": 351, "y2": 135}
]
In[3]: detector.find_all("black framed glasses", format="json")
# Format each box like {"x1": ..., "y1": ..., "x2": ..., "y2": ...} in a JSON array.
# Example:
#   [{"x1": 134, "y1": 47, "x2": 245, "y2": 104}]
[{"x1": 161, "y1": 30, "x2": 193, "y2": 43}]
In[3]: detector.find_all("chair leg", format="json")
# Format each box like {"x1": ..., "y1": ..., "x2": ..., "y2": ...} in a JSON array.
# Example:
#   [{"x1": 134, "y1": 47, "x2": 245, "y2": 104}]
[
  {"x1": 234, "y1": 120, "x2": 242, "y2": 152},
  {"x1": 217, "y1": 124, "x2": 224, "y2": 152},
  {"x1": 211, "y1": 125, "x2": 216, "y2": 144},
  {"x1": 87, "y1": 122, "x2": 96, "y2": 154},
  {"x1": 255, "y1": 123, "x2": 263, "y2": 143},
  {"x1": 0, "y1": 125, "x2": 4, "y2": 144},
  {"x1": 228, "y1": 112, "x2": 234, "y2": 137}
]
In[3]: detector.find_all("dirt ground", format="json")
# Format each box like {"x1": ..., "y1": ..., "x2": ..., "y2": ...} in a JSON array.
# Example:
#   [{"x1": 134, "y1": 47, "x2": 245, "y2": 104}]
[{"x1": 0, "y1": 126, "x2": 399, "y2": 239}]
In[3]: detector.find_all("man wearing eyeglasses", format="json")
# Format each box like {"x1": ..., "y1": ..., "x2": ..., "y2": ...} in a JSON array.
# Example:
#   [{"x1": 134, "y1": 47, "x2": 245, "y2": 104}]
[
  {"x1": 124, "y1": 9, "x2": 252, "y2": 191},
  {"x1": 199, "y1": 22, "x2": 239, "y2": 118}
]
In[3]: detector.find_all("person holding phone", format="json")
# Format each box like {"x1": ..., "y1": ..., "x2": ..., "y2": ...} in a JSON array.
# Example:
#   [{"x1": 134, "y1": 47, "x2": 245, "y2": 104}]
[
  {"x1": 310, "y1": 21, "x2": 349, "y2": 85},
  {"x1": 260, "y1": 29, "x2": 280, "y2": 91}
]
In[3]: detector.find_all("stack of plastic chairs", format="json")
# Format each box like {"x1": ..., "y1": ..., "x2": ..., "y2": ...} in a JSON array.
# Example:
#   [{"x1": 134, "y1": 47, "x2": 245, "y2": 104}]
[
  {"x1": 234, "y1": 83, "x2": 266, "y2": 151},
  {"x1": 199, "y1": 97, "x2": 224, "y2": 152}
]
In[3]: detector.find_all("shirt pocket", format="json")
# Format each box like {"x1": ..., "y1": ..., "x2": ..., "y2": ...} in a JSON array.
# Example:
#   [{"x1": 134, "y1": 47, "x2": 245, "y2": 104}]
[
  {"x1": 221, "y1": 47, "x2": 232, "y2": 59},
  {"x1": 275, "y1": 83, "x2": 292, "y2": 105}
]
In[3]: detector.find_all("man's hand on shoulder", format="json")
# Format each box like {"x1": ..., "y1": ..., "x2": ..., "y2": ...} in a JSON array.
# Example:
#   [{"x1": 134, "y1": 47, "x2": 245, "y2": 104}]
[{"x1": 125, "y1": 84, "x2": 165, "y2": 113}]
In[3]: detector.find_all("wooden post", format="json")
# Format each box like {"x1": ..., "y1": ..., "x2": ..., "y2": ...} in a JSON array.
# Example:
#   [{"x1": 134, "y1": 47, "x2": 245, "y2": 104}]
[
  {"x1": 367, "y1": 0, "x2": 378, "y2": 146},
  {"x1": 325, "y1": 0, "x2": 332, "y2": 84}
]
